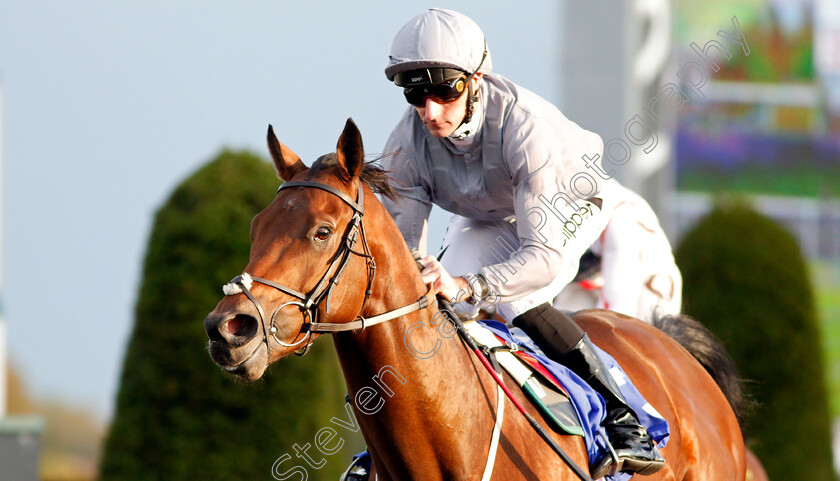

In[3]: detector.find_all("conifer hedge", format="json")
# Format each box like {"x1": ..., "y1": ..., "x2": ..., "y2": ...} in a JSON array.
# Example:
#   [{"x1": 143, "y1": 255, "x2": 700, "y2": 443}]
[
  {"x1": 675, "y1": 201, "x2": 834, "y2": 481},
  {"x1": 99, "y1": 150, "x2": 356, "y2": 481}
]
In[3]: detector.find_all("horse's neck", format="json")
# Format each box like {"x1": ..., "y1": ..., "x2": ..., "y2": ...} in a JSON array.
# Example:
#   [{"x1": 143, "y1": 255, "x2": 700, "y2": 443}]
[
  {"x1": 336, "y1": 217, "x2": 450, "y2": 389},
  {"x1": 333, "y1": 274, "x2": 468, "y2": 401},
  {"x1": 332, "y1": 257, "x2": 491, "y2": 477}
]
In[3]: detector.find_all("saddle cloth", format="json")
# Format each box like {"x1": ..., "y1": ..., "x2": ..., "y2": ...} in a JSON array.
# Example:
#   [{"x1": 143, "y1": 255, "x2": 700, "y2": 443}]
[
  {"x1": 468, "y1": 319, "x2": 670, "y2": 480},
  {"x1": 463, "y1": 320, "x2": 585, "y2": 436}
]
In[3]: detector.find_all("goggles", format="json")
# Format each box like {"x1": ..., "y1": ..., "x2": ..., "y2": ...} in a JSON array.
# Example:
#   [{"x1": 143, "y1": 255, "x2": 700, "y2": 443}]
[{"x1": 402, "y1": 76, "x2": 467, "y2": 107}]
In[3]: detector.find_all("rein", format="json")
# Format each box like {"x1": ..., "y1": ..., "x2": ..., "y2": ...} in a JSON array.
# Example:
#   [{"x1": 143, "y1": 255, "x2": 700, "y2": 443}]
[{"x1": 222, "y1": 180, "x2": 432, "y2": 355}]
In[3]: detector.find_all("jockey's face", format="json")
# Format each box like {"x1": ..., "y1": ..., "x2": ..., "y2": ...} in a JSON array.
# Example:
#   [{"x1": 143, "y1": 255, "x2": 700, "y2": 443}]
[{"x1": 413, "y1": 85, "x2": 469, "y2": 138}]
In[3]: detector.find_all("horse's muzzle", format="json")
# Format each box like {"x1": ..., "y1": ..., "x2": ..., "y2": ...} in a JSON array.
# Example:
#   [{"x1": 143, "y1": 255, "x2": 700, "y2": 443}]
[{"x1": 205, "y1": 308, "x2": 268, "y2": 379}]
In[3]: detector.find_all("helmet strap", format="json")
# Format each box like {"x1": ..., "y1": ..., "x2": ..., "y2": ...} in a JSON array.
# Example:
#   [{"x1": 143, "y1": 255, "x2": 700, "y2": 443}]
[
  {"x1": 450, "y1": 77, "x2": 482, "y2": 140},
  {"x1": 458, "y1": 77, "x2": 479, "y2": 127},
  {"x1": 462, "y1": 77, "x2": 479, "y2": 126},
  {"x1": 457, "y1": 40, "x2": 487, "y2": 128}
]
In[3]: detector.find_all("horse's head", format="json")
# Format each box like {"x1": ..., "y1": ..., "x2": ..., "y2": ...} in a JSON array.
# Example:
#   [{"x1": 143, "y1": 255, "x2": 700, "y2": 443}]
[{"x1": 204, "y1": 119, "x2": 400, "y2": 380}]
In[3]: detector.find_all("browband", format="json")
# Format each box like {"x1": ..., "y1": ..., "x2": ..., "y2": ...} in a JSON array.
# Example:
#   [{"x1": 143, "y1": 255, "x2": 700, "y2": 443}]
[{"x1": 278, "y1": 181, "x2": 364, "y2": 214}]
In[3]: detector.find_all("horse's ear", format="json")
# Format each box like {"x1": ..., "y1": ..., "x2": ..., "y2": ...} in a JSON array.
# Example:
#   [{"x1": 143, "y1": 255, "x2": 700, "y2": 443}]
[
  {"x1": 267, "y1": 125, "x2": 307, "y2": 181},
  {"x1": 336, "y1": 118, "x2": 364, "y2": 180}
]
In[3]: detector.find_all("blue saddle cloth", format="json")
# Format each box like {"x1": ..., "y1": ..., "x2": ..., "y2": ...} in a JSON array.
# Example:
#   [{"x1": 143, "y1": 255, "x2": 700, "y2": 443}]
[{"x1": 478, "y1": 320, "x2": 669, "y2": 481}]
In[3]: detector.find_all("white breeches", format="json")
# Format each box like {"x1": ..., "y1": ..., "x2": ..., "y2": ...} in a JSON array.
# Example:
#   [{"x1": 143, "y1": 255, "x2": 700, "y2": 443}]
[{"x1": 552, "y1": 272, "x2": 682, "y2": 324}]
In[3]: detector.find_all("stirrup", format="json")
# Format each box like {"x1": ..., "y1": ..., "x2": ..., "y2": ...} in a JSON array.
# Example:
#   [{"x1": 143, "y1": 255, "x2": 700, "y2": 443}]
[
  {"x1": 591, "y1": 438, "x2": 621, "y2": 478},
  {"x1": 591, "y1": 437, "x2": 665, "y2": 478},
  {"x1": 339, "y1": 454, "x2": 370, "y2": 481}
]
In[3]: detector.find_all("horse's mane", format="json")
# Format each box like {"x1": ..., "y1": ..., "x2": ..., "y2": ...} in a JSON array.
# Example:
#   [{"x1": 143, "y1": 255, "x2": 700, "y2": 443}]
[
  {"x1": 653, "y1": 313, "x2": 754, "y2": 434},
  {"x1": 309, "y1": 153, "x2": 399, "y2": 201}
]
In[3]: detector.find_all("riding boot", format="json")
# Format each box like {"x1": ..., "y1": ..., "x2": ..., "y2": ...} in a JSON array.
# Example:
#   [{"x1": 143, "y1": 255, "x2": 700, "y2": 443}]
[
  {"x1": 511, "y1": 303, "x2": 586, "y2": 359},
  {"x1": 512, "y1": 304, "x2": 665, "y2": 478},
  {"x1": 562, "y1": 334, "x2": 665, "y2": 478}
]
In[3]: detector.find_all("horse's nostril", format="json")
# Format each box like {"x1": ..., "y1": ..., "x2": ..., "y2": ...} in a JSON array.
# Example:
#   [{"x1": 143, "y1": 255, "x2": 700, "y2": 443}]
[
  {"x1": 227, "y1": 317, "x2": 244, "y2": 335},
  {"x1": 224, "y1": 314, "x2": 259, "y2": 341}
]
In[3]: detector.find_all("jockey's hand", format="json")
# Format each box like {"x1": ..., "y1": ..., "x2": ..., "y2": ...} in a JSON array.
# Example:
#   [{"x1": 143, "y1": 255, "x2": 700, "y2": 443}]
[{"x1": 417, "y1": 255, "x2": 470, "y2": 302}]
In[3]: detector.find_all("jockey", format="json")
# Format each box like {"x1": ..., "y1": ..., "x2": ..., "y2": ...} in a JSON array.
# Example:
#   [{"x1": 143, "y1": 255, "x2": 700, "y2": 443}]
[
  {"x1": 343, "y1": 9, "x2": 664, "y2": 480},
  {"x1": 554, "y1": 182, "x2": 683, "y2": 323}
]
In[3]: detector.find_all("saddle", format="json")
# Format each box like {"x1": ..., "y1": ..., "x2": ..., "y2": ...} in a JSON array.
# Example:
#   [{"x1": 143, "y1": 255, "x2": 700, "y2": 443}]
[
  {"x1": 463, "y1": 320, "x2": 584, "y2": 436},
  {"x1": 463, "y1": 319, "x2": 670, "y2": 480}
]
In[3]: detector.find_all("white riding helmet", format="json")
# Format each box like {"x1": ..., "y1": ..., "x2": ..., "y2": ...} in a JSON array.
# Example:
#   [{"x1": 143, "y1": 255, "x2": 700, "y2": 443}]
[{"x1": 384, "y1": 8, "x2": 493, "y2": 81}]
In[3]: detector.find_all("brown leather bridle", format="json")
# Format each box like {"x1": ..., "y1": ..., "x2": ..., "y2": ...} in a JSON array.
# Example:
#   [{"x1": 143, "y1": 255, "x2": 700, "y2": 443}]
[{"x1": 222, "y1": 180, "x2": 431, "y2": 356}]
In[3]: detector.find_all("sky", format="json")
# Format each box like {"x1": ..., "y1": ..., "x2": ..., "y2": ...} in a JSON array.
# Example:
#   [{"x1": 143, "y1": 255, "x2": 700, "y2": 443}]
[{"x1": 0, "y1": 1, "x2": 563, "y2": 421}]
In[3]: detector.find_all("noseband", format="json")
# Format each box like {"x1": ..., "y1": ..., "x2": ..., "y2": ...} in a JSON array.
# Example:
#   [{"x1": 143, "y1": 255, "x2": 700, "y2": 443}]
[{"x1": 222, "y1": 180, "x2": 431, "y2": 356}]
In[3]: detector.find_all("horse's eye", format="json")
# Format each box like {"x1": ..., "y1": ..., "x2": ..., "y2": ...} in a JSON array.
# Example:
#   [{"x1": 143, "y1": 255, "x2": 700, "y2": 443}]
[{"x1": 314, "y1": 227, "x2": 332, "y2": 241}]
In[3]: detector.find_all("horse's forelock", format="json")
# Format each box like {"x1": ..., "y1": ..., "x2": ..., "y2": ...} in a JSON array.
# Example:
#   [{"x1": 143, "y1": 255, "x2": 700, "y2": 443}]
[
  {"x1": 307, "y1": 153, "x2": 399, "y2": 201},
  {"x1": 309, "y1": 153, "x2": 339, "y2": 177}
]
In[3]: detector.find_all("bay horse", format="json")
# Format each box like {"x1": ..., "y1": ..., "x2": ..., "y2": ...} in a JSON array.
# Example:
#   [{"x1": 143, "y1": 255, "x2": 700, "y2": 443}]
[{"x1": 204, "y1": 119, "x2": 746, "y2": 480}]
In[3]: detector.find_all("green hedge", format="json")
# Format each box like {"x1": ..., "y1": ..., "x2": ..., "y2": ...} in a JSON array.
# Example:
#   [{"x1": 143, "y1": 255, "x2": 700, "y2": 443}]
[
  {"x1": 99, "y1": 150, "x2": 355, "y2": 480},
  {"x1": 675, "y1": 200, "x2": 834, "y2": 480}
]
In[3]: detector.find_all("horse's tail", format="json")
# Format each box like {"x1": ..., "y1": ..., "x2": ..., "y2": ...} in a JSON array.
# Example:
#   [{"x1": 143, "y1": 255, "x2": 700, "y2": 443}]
[{"x1": 652, "y1": 313, "x2": 749, "y2": 431}]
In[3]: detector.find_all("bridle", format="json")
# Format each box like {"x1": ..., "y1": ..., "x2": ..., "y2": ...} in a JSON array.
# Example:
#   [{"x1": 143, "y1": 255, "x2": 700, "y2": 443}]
[{"x1": 222, "y1": 179, "x2": 431, "y2": 356}]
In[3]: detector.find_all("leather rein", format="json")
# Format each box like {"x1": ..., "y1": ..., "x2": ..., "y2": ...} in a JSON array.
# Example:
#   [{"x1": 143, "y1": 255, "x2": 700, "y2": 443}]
[{"x1": 222, "y1": 180, "x2": 431, "y2": 356}]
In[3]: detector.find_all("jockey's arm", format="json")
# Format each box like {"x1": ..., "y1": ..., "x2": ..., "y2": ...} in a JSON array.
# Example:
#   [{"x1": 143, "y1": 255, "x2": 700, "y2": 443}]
[{"x1": 475, "y1": 120, "x2": 617, "y2": 304}]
